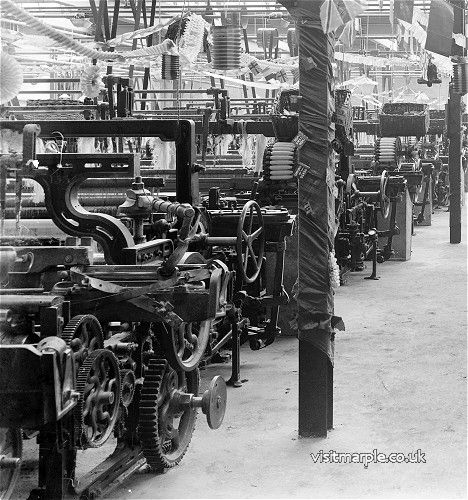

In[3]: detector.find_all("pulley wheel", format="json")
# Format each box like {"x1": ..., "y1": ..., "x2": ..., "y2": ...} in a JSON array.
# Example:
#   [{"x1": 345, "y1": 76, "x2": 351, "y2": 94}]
[{"x1": 161, "y1": 321, "x2": 212, "y2": 372}]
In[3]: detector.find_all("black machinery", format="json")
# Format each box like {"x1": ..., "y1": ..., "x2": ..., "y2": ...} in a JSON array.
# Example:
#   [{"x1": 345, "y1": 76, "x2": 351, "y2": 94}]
[
  {"x1": 333, "y1": 90, "x2": 402, "y2": 282},
  {"x1": 0, "y1": 119, "x2": 293, "y2": 499},
  {"x1": 334, "y1": 169, "x2": 404, "y2": 282}
]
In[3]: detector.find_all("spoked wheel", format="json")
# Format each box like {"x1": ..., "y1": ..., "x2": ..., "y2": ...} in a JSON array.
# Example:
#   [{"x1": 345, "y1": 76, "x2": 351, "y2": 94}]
[
  {"x1": 75, "y1": 349, "x2": 121, "y2": 448},
  {"x1": 61, "y1": 314, "x2": 104, "y2": 370},
  {"x1": 0, "y1": 428, "x2": 22, "y2": 500},
  {"x1": 236, "y1": 200, "x2": 265, "y2": 284},
  {"x1": 139, "y1": 359, "x2": 198, "y2": 471},
  {"x1": 379, "y1": 170, "x2": 391, "y2": 219},
  {"x1": 160, "y1": 320, "x2": 212, "y2": 372}
]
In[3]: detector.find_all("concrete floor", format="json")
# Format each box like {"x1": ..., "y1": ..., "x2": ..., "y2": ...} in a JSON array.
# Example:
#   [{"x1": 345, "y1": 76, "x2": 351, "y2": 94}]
[{"x1": 105, "y1": 207, "x2": 467, "y2": 499}]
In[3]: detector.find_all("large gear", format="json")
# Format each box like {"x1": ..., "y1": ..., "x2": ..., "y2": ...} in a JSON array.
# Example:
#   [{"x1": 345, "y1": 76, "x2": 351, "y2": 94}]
[
  {"x1": 61, "y1": 314, "x2": 104, "y2": 369},
  {"x1": 75, "y1": 349, "x2": 121, "y2": 449},
  {"x1": 138, "y1": 358, "x2": 198, "y2": 472}
]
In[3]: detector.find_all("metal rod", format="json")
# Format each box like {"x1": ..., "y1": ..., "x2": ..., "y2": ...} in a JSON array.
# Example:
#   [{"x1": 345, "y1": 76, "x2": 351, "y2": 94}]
[
  {"x1": 23, "y1": 78, "x2": 81, "y2": 83},
  {"x1": 226, "y1": 321, "x2": 242, "y2": 388}
]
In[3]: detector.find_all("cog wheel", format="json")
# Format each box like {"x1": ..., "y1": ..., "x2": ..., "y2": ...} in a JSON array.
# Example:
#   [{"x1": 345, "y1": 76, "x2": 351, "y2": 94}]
[
  {"x1": 61, "y1": 314, "x2": 104, "y2": 370},
  {"x1": 75, "y1": 349, "x2": 121, "y2": 449},
  {"x1": 0, "y1": 427, "x2": 22, "y2": 500},
  {"x1": 138, "y1": 359, "x2": 198, "y2": 471}
]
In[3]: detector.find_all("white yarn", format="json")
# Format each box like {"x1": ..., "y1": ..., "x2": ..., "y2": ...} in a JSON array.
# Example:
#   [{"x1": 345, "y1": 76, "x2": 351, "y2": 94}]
[
  {"x1": 179, "y1": 14, "x2": 208, "y2": 64},
  {"x1": 254, "y1": 135, "x2": 267, "y2": 174},
  {"x1": 77, "y1": 137, "x2": 96, "y2": 154},
  {"x1": 237, "y1": 120, "x2": 253, "y2": 169},
  {"x1": 80, "y1": 65, "x2": 104, "y2": 98},
  {"x1": 329, "y1": 250, "x2": 341, "y2": 289},
  {"x1": 123, "y1": 39, "x2": 176, "y2": 60},
  {"x1": 0, "y1": 52, "x2": 23, "y2": 105},
  {"x1": 0, "y1": 0, "x2": 123, "y2": 61}
]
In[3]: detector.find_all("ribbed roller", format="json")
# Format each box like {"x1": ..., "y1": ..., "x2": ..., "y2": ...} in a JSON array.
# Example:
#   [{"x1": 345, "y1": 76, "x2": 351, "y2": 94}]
[
  {"x1": 399, "y1": 162, "x2": 416, "y2": 172},
  {"x1": 453, "y1": 57, "x2": 468, "y2": 96},
  {"x1": 161, "y1": 54, "x2": 180, "y2": 80},
  {"x1": 374, "y1": 137, "x2": 402, "y2": 169},
  {"x1": 405, "y1": 137, "x2": 418, "y2": 149},
  {"x1": 211, "y1": 25, "x2": 242, "y2": 70},
  {"x1": 263, "y1": 141, "x2": 297, "y2": 181}
]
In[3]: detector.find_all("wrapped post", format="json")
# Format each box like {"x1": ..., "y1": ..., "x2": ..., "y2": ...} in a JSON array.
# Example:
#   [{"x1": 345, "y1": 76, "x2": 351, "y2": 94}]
[{"x1": 279, "y1": 0, "x2": 340, "y2": 438}]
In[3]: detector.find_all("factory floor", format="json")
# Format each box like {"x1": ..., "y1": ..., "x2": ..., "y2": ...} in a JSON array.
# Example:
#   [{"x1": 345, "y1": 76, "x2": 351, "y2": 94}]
[{"x1": 105, "y1": 206, "x2": 467, "y2": 499}]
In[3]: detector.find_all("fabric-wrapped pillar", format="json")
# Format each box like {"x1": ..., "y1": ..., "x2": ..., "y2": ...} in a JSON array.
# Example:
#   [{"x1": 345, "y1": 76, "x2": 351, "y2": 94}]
[
  {"x1": 449, "y1": 0, "x2": 464, "y2": 244},
  {"x1": 280, "y1": 0, "x2": 338, "y2": 437}
]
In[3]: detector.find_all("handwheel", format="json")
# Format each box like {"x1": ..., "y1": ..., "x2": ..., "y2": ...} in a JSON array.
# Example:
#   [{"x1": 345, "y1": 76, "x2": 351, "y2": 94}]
[
  {"x1": 379, "y1": 170, "x2": 391, "y2": 219},
  {"x1": 236, "y1": 201, "x2": 265, "y2": 284},
  {"x1": 0, "y1": 428, "x2": 22, "y2": 500},
  {"x1": 161, "y1": 320, "x2": 212, "y2": 372},
  {"x1": 200, "y1": 376, "x2": 227, "y2": 430}
]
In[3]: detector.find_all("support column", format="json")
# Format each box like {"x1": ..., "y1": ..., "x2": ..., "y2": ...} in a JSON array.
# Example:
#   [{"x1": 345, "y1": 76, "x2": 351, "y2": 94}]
[
  {"x1": 280, "y1": 1, "x2": 337, "y2": 438},
  {"x1": 448, "y1": 87, "x2": 462, "y2": 244},
  {"x1": 448, "y1": 0, "x2": 464, "y2": 244}
]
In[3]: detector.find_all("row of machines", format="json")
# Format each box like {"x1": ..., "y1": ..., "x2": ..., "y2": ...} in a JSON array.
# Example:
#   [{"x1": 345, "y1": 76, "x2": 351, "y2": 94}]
[
  {"x1": 353, "y1": 104, "x2": 450, "y2": 213},
  {"x1": 0, "y1": 98, "x2": 429, "y2": 499},
  {"x1": 353, "y1": 135, "x2": 444, "y2": 220},
  {"x1": 332, "y1": 92, "x2": 402, "y2": 283},
  {"x1": 0, "y1": 119, "x2": 294, "y2": 499},
  {"x1": 338, "y1": 102, "x2": 452, "y2": 280}
]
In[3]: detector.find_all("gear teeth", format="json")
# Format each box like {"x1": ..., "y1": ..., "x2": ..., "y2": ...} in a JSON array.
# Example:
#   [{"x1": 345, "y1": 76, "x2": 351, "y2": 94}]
[
  {"x1": 75, "y1": 349, "x2": 121, "y2": 449},
  {"x1": 61, "y1": 314, "x2": 103, "y2": 347},
  {"x1": 138, "y1": 358, "x2": 198, "y2": 472},
  {"x1": 61, "y1": 314, "x2": 104, "y2": 378}
]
